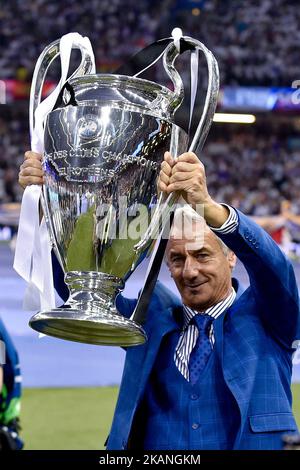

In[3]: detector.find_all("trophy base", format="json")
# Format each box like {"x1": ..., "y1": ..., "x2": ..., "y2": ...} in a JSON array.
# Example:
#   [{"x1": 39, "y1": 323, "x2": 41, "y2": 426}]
[{"x1": 29, "y1": 307, "x2": 147, "y2": 346}]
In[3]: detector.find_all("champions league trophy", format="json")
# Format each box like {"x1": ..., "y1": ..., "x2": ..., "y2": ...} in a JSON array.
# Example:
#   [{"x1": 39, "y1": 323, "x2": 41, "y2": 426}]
[{"x1": 27, "y1": 32, "x2": 219, "y2": 346}]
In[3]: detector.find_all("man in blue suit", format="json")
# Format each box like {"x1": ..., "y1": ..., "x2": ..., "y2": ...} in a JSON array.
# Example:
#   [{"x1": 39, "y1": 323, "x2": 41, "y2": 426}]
[
  {"x1": 107, "y1": 151, "x2": 300, "y2": 450},
  {"x1": 20, "y1": 150, "x2": 300, "y2": 450}
]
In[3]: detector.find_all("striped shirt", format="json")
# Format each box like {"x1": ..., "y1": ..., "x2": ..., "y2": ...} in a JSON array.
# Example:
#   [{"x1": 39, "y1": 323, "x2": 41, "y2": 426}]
[
  {"x1": 211, "y1": 204, "x2": 239, "y2": 234},
  {"x1": 174, "y1": 205, "x2": 239, "y2": 381}
]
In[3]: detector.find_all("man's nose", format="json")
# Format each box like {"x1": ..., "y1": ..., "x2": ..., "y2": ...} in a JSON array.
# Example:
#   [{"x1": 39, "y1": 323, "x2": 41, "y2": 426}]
[{"x1": 182, "y1": 256, "x2": 198, "y2": 279}]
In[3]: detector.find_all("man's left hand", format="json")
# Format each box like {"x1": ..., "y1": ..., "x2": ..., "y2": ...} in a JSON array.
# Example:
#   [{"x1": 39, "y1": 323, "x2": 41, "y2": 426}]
[
  {"x1": 158, "y1": 151, "x2": 212, "y2": 209},
  {"x1": 158, "y1": 151, "x2": 230, "y2": 228}
]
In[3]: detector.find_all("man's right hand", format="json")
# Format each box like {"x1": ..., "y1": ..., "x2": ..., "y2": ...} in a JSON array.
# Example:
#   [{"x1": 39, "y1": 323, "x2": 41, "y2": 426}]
[{"x1": 19, "y1": 151, "x2": 44, "y2": 189}]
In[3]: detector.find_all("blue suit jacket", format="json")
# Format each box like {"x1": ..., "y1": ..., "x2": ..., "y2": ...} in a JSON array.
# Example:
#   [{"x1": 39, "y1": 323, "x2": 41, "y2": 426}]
[{"x1": 106, "y1": 210, "x2": 300, "y2": 450}]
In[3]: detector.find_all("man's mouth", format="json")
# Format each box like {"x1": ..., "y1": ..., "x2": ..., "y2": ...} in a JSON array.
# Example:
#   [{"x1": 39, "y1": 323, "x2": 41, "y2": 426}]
[{"x1": 184, "y1": 281, "x2": 207, "y2": 289}]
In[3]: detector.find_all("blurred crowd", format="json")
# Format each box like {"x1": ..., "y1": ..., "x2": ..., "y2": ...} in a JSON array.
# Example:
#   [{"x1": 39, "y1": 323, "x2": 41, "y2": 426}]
[
  {"x1": 0, "y1": 0, "x2": 168, "y2": 81},
  {"x1": 1, "y1": 0, "x2": 300, "y2": 86},
  {"x1": 173, "y1": 0, "x2": 300, "y2": 86},
  {"x1": 0, "y1": 111, "x2": 28, "y2": 204},
  {"x1": 203, "y1": 129, "x2": 300, "y2": 216}
]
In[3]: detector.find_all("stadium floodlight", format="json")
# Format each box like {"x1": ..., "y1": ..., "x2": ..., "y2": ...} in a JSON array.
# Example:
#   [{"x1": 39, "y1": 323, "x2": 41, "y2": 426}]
[{"x1": 213, "y1": 113, "x2": 256, "y2": 124}]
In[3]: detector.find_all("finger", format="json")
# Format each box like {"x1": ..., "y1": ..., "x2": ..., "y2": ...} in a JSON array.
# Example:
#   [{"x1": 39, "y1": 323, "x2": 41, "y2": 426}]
[
  {"x1": 20, "y1": 167, "x2": 44, "y2": 178},
  {"x1": 158, "y1": 169, "x2": 170, "y2": 185},
  {"x1": 160, "y1": 160, "x2": 172, "y2": 177},
  {"x1": 172, "y1": 161, "x2": 199, "y2": 173},
  {"x1": 165, "y1": 182, "x2": 181, "y2": 194},
  {"x1": 19, "y1": 176, "x2": 44, "y2": 188},
  {"x1": 165, "y1": 181, "x2": 190, "y2": 193},
  {"x1": 21, "y1": 159, "x2": 43, "y2": 170},
  {"x1": 24, "y1": 151, "x2": 42, "y2": 161},
  {"x1": 177, "y1": 152, "x2": 200, "y2": 164},
  {"x1": 164, "y1": 151, "x2": 175, "y2": 167},
  {"x1": 169, "y1": 171, "x2": 198, "y2": 184},
  {"x1": 158, "y1": 180, "x2": 168, "y2": 193}
]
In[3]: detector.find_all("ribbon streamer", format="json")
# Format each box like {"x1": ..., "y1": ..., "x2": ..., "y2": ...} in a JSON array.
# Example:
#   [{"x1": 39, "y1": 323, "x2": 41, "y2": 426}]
[
  {"x1": 171, "y1": 27, "x2": 183, "y2": 54},
  {"x1": 189, "y1": 48, "x2": 199, "y2": 133}
]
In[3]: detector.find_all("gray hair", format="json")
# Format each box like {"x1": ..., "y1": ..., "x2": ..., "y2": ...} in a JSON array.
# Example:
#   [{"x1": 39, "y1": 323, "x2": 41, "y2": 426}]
[{"x1": 168, "y1": 204, "x2": 230, "y2": 256}]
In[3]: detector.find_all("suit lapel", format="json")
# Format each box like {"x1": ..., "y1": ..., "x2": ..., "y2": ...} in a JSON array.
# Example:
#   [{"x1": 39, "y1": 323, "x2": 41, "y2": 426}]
[
  {"x1": 131, "y1": 306, "x2": 179, "y2": 398},
  {"x1": 109, "y1": 305, "x2": 179, "y2": 448}
]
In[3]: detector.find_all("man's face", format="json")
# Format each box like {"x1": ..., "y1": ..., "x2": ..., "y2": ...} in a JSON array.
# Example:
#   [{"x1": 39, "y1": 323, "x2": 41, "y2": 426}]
[{"x1": 166, "y1": 224, "x2": 235, "y2": 311}]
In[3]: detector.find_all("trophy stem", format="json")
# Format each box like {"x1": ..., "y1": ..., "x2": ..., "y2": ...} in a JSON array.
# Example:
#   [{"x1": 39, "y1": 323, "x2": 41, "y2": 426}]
[
  {"x1": 29, "y1": 271, "x2": 147, "y2": 346},
  {"x1": 65, "y1": 271, "x2": 124, "y2": 313}
]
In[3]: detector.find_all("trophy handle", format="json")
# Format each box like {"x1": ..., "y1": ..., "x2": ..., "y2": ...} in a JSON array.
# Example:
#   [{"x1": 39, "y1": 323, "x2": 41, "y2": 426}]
[
  {"x1": 163, "y1": 36, "x2": 220, "y2": 152},
  {"x1": 161, "y1": 41, "x2": 185, "y2": 114},
  {"x1": 134, "y1": 37, "x2": 219, "y2": 255},
  {"x1": 29, "y1": 38, "x2": 95, "y2": 136},
  {"x1": 29, "y1": 36, "x2": 95, "y2": 272},
  {"x1": 182, "y1": 37, "x2": 219, "y2": 154}
]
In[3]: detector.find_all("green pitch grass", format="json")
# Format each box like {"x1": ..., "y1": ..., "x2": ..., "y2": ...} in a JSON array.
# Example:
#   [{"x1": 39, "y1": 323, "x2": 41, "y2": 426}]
[
  {"x1": 21, "y1": 387, "x2": 119, "y2": 450},
  {"x1": 20, "y1": 384, "x2": 300, "y2": 450}
]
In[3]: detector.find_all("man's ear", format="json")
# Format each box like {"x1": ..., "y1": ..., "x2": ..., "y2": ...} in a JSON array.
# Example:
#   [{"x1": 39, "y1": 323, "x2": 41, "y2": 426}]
[{"x1": 227, "y1": 250, "x2": 237, "y2": 271}]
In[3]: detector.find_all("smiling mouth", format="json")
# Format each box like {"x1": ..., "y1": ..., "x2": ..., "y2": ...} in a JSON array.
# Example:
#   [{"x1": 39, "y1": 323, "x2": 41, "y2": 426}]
[{"x1": 185, "y1": 281, "x2": 207, "y2": 289}]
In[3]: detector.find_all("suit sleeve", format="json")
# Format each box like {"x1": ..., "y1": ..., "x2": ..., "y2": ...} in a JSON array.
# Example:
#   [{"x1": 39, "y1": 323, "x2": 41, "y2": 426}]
[
  {"x1": 215, "y1": 208, "x2": 300, "y2": 350},
  {"x1": 115, "y1": 294, "x2": 137, "y2": 319}
]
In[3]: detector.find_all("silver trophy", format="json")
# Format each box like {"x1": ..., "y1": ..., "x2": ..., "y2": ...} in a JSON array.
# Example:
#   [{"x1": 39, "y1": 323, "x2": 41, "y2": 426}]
[{"x1": 28, "y1": 35, "x2": 219, "y2": 346}]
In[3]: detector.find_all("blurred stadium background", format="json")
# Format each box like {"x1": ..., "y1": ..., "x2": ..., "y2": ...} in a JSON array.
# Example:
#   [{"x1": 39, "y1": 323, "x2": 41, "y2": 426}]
[{"x1": 0, "y1": 0, "x2": 300, "y2": 449}]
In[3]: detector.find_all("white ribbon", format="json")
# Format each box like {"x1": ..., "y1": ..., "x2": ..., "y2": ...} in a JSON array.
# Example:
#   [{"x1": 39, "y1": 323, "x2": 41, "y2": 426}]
[
  {"x1": 14, "y1": 32, "x2": 95, "y2": 311},
  {"x1": 189, "y1": 48, "x2": 199, "y2": 133},
  {"x1": 171, "y1": 28, "x2": 199, "y2": 134},
  {"x1": 171, "y1": 27, "x2": 182, "y2": 54}
]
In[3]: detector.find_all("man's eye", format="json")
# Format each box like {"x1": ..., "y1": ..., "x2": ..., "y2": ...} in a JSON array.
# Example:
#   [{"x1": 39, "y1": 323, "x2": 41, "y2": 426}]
[
  {"x1": 196, "y1": 253, "x2": 209, "y2": 259},
  {"x1": 171, "y1": 257, "x2": 183, "y2": 263}
]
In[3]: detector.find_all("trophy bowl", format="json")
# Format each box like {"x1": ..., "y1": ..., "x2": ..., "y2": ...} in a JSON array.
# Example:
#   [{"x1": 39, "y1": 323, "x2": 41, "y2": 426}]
[
  {"x1": 29, "y1": 72, "x2": 188, "y2": 345},
  {"x1": 28, "y1": 35, "x2": 219, "y2": 346}
]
